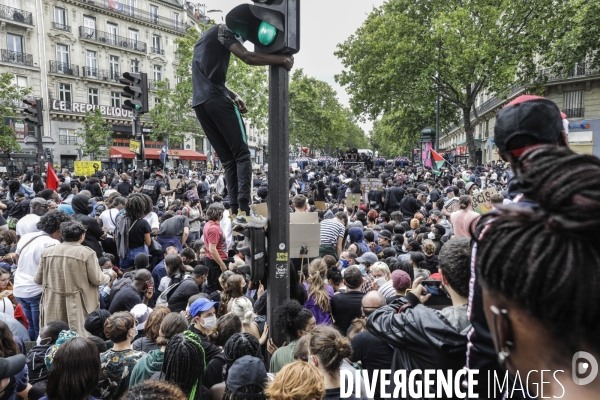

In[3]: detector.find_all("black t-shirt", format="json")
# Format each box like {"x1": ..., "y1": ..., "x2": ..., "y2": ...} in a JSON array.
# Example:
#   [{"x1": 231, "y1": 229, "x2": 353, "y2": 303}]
[
  {"x1": 157, "y1": 215, "x2": 189, "y2": 237},
  {"x1": 331, "y1": 291, "x2": 364, "y2": 335},
  {"x1": 117, "y1": 181, "x2": 133, "y2": 197},
  {"x1": 128, "y1": 218, "x2": 151, "y2": 249},
  {"x1": 350, "y1": 331, "x2": 395, "y2": 384},
  {"x1": 108, "y1": 285, "x2": 142, "y2": 313},
  {"x1": 189, "y1": 325, "x2": 222, "y2": 364},
  {"x1": 192, "y1": 24, "x2": 240, "y2": 107},
  {"x1": 204, "y1": 352, "x2": 226, "y2": 390}
]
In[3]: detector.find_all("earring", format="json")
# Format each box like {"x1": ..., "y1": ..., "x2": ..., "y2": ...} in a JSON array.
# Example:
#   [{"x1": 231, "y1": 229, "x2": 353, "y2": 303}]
[{"x1": 490, "y1": 305, "x2": 514, "y2": 364}]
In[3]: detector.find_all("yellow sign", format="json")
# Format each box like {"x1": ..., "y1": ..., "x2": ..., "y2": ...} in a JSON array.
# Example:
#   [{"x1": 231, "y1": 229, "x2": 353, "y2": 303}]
[
  {"x1": 276, "y1": 252, "x2": 288, "y2": 262},
  {"x1": 74, "y1": 161, "x2": 102, "y2": 177},
  {"x1": 129, "y1": 140, "x2": 141, "y2": 155}
]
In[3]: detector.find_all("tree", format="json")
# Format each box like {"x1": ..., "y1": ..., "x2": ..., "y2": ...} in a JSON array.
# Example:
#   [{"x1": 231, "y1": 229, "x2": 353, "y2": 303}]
[
  {"x1": 336, "y1": 0, "x2": 559, "y2": 166},
  {"x1": 76, "y1": 108, "x2": 112, "y2": 160},
  {"x1": 0, "y1": 72, "x2": 32, "y2": 153}
]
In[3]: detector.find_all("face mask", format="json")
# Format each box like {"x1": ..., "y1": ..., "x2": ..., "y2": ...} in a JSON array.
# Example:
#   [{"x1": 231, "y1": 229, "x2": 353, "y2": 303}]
[
  {"x1": 340, "y1": 259, "x2": 349, "y2": 269},
  {"x1": 201, "y1": 315, "x2": 216, "y2": 330},
  {"x1": 402, "y1": 245, "x2": 407, "y2": 252},
  {"x1": 428, "y1": 232, "x2": 436, "y2": 240},
  {"x1": 358, "y1": 264, "x2": 366, "y2": 276},
  {"x1": 375, "y1": 277, "x2": 387, "y2": 287}
]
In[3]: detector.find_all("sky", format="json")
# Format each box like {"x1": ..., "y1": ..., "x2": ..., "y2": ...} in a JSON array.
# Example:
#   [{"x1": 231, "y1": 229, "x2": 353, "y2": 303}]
[{"x1": 200, "y1": 0, "x2": 387, "y2": 134}]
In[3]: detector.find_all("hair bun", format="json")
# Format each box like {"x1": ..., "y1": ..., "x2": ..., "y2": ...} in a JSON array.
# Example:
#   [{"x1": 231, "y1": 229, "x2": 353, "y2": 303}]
[{"x1": 334, "y1": 337, "x2": 352, "y2": 358}]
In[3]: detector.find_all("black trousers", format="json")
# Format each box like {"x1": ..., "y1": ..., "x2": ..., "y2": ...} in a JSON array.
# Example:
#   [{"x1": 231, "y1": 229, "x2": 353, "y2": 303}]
[
  {"x1": 194, "y1": 96, "x2": 252, "y2": 215},
  {"x1": 205, "y1": 257, "x2": 223, "y2": 294}
]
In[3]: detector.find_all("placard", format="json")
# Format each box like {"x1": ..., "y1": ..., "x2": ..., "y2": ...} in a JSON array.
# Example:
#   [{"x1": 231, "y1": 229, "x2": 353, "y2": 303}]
[
  {"x1": 74, "y1": 161, "x2": 102, "y2": 177},
  {"x1": 471, "y1": 187, "x2": 497, "y2": 214},
  {"x1": 314, "y1": 201, "x2": 327, "y2": 211},
  {"x1": 0, "y1": 167, "x2": 6, "y2": 172},
  {"x1": 346, "y1": 193, "x2": 362, "y2": 209},
  {"x1": 360, "y1": 178, "x2": 384, "y2": 193},
  {"x1": 129, "y1": 140, "x2": 141, "y2": 155}
]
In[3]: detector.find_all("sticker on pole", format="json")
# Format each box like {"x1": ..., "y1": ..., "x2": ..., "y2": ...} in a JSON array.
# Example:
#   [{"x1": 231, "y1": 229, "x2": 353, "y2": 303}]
[
  {"x1": 276, "y1": 252, "x2": 288, "y2": 261},
  {"x1": 279, "y1": 243, "x2": 285, "y2": 250},
  {"x1": 129, "y1": 139, "x2": 141, "y2": 155},
  {"x1": 275, "y1": 264, "x2": 288, "y2": 279}
]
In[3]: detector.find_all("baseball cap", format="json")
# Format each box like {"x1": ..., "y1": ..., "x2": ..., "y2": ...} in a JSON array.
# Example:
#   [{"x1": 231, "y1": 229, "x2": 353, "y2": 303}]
[
  {"x1": 189, "y1": 298, "x2": 219, "y2": 318},
  {"x1": 444, "y1": 187, "x2": 453, "y2": 194},
  {"x1": 494, "y1": 95, "x2": 563, "y2": 156},
  {"x1": 391, "y1": 270, "x2": 412, "y2": 291},
  {"x1": 0, "y1": 355, "x2": 26, "y2": 380},
  {"x1": 131, "y1": 304, "x2": 152, "y2": 330},
  {"x1": 379, "y1": 229, "x2": 392, "y2": 240},
  {"x1": 227, "y1": 356, "x2": 267, "y2": 396},
  {"x1": 186, "y1": 190, "x2": 199, "y2": 201},
  {"x1": 355, "y1": 252, "x2": 378, "y2": 264},
  {"x1": 155, "y1": 171, "x2": 164, "y2": 177},
  {"x1": 85, "y1": 309, "x2": 111, "y2": 338}
]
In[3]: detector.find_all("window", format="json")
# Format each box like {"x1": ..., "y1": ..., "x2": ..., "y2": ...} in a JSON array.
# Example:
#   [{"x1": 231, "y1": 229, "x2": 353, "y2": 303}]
[
  {"x1": 107, "y1": 23, "x2": 118, "y2": 45},
  {"x1": 58, "y1": 83, "x2": 72, "y2": 102},
  {"x1": 109, "y1": 55, "x2": 120, "y2": 79},
  {"x1": 83, "y1": 16, "x2": 96, "y2": 37},
  {"x1": 125, "y1": 0, "x2": 136, "y2": 16},
  {"x1": 154, "y1": 97, "x2": 161, "y2": 107},
  {"x1": 152, "y1": 35, "x2": 161, "y2": 53},
  {"x1": 173, "y1": 12, "x2": 180, "y2": 29},
  {"x1": 131, "y1": 59, "x2": 139, "y2": 73},
  {"x1": 54, "y1": 7, "x2": 67, "y2": 30},
  {"x1": 56, "y1": 44, "x2": 69, "y2": 66},
  {"x1": 150, "y1": 5, "x2": 159, "y2": 23},
  {"x1": 111, "y1": 91, "x2": 121, "y2": 108},
  {"x1": 176, "y1": 75, "x2": 183, "y2": 84},
  {"x1": 13, "y1": 75, "x2": 27, "y2": 87},
  {"x1": 88, "y1": 88, "x2": 99, "y2": 105},
  {"x1": 59, "y1": 128, "x2": 77, "y2": 145},
  {"x1": 86, "y1": 50, "x2": 97, "y2": 77},
  {"x1": 60, "y1": 157, "x2": 76, "y2": 169},
  {"x1": 153, "y1": 65, "x2": 162, "y2": 81},
  {"x1": 564, "y1": 90, "x2": 584, "y2": 118},
  {"x1": 7, "y1": 33, "x2": 23, "y2": 54}
]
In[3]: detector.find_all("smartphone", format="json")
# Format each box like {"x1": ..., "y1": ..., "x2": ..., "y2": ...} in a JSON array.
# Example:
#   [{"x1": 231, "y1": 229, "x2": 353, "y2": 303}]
[
  {"x1": 422, "y1": 280, "x2": 443, "y2": 296},
  {"x1": 146, "y1": 280, "x2": 154, "y2": 292}
]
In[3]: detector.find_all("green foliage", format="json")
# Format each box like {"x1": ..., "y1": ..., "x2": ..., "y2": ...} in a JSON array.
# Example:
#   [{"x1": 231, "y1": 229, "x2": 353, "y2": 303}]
[
  {"x1": 336, "y1": 0, "x2": 558, "y2": 166},
  {"x1": 289, "y1": 69, "x2": 367, "y2": 154},
  {"x1": 0, "y1": 73, "x2": 32, "y2": 152},
  {"x1": 76, "y1": 108, "x2": 112, "y2": 160}
]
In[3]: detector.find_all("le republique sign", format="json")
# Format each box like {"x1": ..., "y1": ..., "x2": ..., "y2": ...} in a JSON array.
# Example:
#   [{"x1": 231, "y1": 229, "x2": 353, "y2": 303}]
[{"x1": 51, "y1": 100, "x2": 135, "y2": 118}]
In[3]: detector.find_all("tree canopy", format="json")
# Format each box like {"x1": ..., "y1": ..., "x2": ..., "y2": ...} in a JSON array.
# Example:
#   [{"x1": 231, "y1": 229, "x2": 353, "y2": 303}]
[
  {"x1": 76, "y1": 108, "x2": 112, "y2": 160},
  {"x1": 0, "y1": 73, "x2": 31, "y2": 153},
  {"x1": 336, "y1": 0, "x2": 559, "y2": 165}
]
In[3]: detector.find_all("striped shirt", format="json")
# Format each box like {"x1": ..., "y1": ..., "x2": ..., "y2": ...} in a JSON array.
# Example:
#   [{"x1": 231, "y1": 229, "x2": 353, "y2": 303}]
[
  {"x1": 379, "y1": 281, "x2": 396, "y2": 298},
  {"x1": 320, "y1": 219, "x2": 345, "y2": 245}
]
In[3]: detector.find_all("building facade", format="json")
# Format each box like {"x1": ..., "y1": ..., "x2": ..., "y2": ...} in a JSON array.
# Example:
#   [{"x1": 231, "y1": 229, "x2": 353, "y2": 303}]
[
  {"x1": 1, "y1": 0, "x2": 268, "y2": 174},
  {"x1": 439, "y1": 63, "x2": 600, "y2": 164}
]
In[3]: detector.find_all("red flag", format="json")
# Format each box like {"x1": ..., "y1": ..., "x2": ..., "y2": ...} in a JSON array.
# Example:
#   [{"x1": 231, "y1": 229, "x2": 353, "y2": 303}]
[{"x1": 46, "y1": 162, "x2": 59, "y2": 191}]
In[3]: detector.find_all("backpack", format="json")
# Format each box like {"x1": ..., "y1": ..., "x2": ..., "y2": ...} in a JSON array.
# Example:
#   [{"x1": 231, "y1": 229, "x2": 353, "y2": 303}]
[
  {"x1": 141, "y1": 179, "x2": 159, "y2": 202},
  {"x1": 155, "y1": 274, "x2": 184, "y2": 307}
]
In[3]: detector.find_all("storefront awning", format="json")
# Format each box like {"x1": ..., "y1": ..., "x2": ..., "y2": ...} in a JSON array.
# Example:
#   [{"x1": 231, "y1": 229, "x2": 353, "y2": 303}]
[
  {"x1": 109, "y1": 146, "x2": 135, "y2": 159},
  {"x1": 143, "y1": 149, "x2": 208, "y2": 161}
]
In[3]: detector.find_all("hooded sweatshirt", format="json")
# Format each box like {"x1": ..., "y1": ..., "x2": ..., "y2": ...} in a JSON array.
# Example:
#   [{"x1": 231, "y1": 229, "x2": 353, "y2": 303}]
[
  {"x1": 348, "y1": 227, "x2": 370, "y2": 254},
  {"x1": 71, "y1": 195, "x2": 105, "y2": 258},
  {"x1": 128, "y1": 349, "x2": 164, "y2": 388}
]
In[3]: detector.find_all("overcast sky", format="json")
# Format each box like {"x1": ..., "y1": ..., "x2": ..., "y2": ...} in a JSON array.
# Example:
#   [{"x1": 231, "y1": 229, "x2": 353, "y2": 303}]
[{"x1": 200, "y1": 0, "x2": 387, "y2": 134}]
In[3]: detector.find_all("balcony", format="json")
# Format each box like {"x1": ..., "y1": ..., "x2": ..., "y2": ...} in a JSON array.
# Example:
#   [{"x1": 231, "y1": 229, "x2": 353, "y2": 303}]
[
  {"x1": 52, "y1": 22, "x2": 71, "y2": 32},
  {"x1": 76, "y1": 0, "x2": 189, "y2": 33},
  {"x1": 82, "y1": 67, "x2": 121, "y2": 82},
  {"x1": 79, "y1": 27, "x2": 147, "y2": 53},
  {"x1": 148, "y1": 80, "x2": 170, "y2": 90},
  {"x1": 539, "y1": 63, "x2": 600, "y2": 83},
  {"x1": 59, "y1": 135, "x2": 78, "y2": 145},
  {"x1": 0, "y1": 4, "x2": 33, "y2": 25},
  {"x1": 151, "y1": 47, "x2": 164, "y2": 55},
  {"x1": 49, "y1": 61, "x2": 80, "y2": 77},
  {"x1": 563, "y1": 108, "x2": 585, "y2": 118},
  {"x1": 1, "y1": 49, "x2": 33, "y2": 66}
]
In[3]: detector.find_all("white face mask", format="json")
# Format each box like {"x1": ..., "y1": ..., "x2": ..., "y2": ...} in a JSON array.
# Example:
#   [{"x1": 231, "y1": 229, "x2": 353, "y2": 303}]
[
  {"x1": 375, "y1": 277, "x2": 387, "y2": 288},
  {"x1": 402, "y1": 245, "x2": 407, "y2": 252},
  {"x1": 428, "y1": 232, "x2": 436, "y2": 240},
  {"x1": 200, "y1": 315, "x2": 217, "y2": 330}
]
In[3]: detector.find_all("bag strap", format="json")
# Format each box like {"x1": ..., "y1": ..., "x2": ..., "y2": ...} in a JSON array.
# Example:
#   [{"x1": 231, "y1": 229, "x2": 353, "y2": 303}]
[
  {"x1": 19, "y1": 233, "x2": 48, "y2": 254},
  {"x1": 128, "y1": 218, "x2": 139, "y2": 233}
]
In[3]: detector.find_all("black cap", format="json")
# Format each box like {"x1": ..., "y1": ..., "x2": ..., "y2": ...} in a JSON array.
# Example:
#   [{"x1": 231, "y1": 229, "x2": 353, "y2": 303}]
[
  {"x1": 494, "y1": 95, "x2": 563, "y2": 156},
  {"x1": 0, "y1": 355, "x2": 26, "y2": 380},
  {"x1": 379, "y1": 229, "x2": 392, "y2": 240},
  {"x1": 227, "y1": 356, "x2": 267, "y2": 396},
  {"x1": 84, "y1": 309, "x2": 111, "y2": 339}
]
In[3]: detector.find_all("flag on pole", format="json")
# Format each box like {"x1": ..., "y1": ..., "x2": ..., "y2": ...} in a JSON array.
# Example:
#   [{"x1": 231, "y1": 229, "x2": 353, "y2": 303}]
[
  {"x1": 430, "y1": 149, "x2": 446, "y2": 175},
  {"x1": 159, "y1": 136, "x2": 169, "y2": 164},
  {"x1": 46, "y1": 162, "x2": 59, "y2": 190}
]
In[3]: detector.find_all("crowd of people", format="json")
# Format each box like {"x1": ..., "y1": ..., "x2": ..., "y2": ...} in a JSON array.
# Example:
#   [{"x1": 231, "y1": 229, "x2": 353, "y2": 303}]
[{"x1": 0, "y1": 94, "x2": 596, "y2": 400}]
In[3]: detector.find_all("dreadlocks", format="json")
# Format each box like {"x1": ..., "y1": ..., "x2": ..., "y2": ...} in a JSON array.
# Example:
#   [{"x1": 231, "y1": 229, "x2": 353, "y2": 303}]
[
  {"x1": 476, "y1": 145, "x2": 600, "y2": 356},
  {"x1": 125, "y1": 193, "x2": 152, "y2": 221},
  {"x1": 161, "y1": 331, "x2": 206, "y2": 400}
]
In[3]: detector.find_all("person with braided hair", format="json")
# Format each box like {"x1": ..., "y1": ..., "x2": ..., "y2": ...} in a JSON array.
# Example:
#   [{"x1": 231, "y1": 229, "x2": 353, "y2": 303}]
[
  {"x1": 159, "y1": 332, "x2": 210, "y2": 400},
  {"x1": 123, "y1": 381, "x2": 186, "y2": 400},
  {"x1": 209, "y1": 332, "x2": 263, "y2": 399},
  {"x1": 477, "y1": 146, "x2": 600, "y2": 398},
  {"x1": 115, "y1": 193, "x2": 152, "y2": 271},
  {"x1": 203, "y1": 314, "x2": 243, "y2": 390}
]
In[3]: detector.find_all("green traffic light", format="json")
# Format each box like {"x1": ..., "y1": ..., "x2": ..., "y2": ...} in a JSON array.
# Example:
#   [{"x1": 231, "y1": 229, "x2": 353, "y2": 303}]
[
  {"x1": 135, "y1": 105, "x2": 141, "y2": 110},
  {"x1": 258, "y1": 21, "x2": 277, "y2": 46}
]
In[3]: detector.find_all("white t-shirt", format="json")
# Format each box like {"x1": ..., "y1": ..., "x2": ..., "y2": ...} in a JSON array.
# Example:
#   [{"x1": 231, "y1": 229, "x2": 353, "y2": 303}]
[
  {"x1": 100, "y1": 209, "x2": 120, "y2": 238},
  {"x1": 15, "y1": 214, "x2": 41, "y2": 237},
  {"x1": 144, "y1": 212, "x2": 160, "y2": 231},
  {"x1": 220, "y1": 210, "x2": 234, "y2": 251},
  {"x1": 14, "y1": 232, "x2": 59, "y2": 298}
]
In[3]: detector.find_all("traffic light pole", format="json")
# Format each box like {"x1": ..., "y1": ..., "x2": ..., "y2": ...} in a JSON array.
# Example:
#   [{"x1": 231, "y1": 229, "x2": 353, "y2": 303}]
[
  {"x1": 35, "y1": 125, "x2": 45, "y2": 177},
  {"x1": 133, "y1": 113, "x2": 145, "y2": 186},
  {"x1": 266, "y1": 65, "x2": 291, "y2": 347}
]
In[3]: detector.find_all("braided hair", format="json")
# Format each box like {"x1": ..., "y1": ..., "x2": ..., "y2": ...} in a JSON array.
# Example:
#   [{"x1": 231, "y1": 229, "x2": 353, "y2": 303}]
[
  {"x1": 223, "y1": 333, "x2": 262, "y2": 379},
  {"x1": 477, "y1": 145, "x2": 600, "y2": 356},
  {"x1": 161, "y1": 331, "x2": 206, "y2": 400},
  {"x1": 125, "y1": 193, "x2": 152, "y2": 221}
]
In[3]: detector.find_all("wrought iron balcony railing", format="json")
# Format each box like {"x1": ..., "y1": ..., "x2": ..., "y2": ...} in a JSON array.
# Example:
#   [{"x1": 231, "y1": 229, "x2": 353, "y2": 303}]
[
  {"x1": 1, "y1": 49, "x2": 33, "y2": 66},
  {"x1": 52, "y1": 22, "x2": 71, "y2": 32},
  {"x1": 49, "y1": 61, "x2": 80, "y2": 76},
  {"x1": 82, "y1": 66, "x2": 121, "y2": 82},
  {"x1": 79, "y1": 27, "x2": 147, "y2": 53},
  {"x1": 0, "y1": 4, "x2": 33, "y2": 25}
]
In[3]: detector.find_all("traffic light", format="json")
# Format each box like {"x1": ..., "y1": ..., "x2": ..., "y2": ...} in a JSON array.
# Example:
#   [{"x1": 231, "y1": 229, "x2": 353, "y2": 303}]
[
  {"x1": 120, "y1": 72, "x2": 148, "y2": 114},
  {"x1": 226, "y1": 0, "x2": 300, "y2": 55},
  {"x1": 236, "y1": 227, "x2": 266, "y2": 281},
  {"x1": 23, "y1": 98, "x2": 43, "y2": 127}
]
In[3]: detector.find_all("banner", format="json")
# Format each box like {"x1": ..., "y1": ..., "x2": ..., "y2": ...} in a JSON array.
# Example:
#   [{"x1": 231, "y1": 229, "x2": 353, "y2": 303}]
[
  {"x1": 471, "y1": 187, "x2": 497, "y2": 215},
  {"x1": 129, "y1": 140, "x2": 141, "y2": 155},
  {"x1": 74, "y1": 161, "x2": 102, "y2": 177}
]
